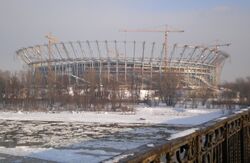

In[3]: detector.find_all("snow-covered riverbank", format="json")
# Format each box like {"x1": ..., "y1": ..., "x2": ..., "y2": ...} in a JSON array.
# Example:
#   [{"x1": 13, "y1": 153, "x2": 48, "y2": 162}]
[{"x1": 0, "y1": 106, "x2": 227, "y2": 125}]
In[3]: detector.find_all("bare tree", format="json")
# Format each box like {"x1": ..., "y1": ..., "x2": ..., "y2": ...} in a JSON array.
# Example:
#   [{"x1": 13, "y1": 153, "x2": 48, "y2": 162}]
[{"x1": 156, "y1": 72, "x2": 183, "y2": 106}]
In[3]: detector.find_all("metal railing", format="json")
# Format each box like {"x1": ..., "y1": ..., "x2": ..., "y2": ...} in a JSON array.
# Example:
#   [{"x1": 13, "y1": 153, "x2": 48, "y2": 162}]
[{"x1": 106, "y1": 108, "x2": 250, "y2": 163}]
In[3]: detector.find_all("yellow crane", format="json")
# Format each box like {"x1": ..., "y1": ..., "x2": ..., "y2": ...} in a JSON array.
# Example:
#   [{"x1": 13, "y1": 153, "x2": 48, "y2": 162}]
[
  {"x1": 45, "y1": 33, "x2": 59, "y2": 69},
  {"x1": 45, "y1": 33, "x2": 59, "y2": 81},
  {"x1": 45, "y1": 33, "x2": 59, "y2": 105}
]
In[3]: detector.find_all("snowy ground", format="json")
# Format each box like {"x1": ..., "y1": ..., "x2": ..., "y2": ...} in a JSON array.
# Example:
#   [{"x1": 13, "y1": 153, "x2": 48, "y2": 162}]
[
  {"x1": 0, "y1": 106, "x2": 229, "y2": 162},
  {"x1": 0, "y1": 105, "x2": 226, "y2": 125}
]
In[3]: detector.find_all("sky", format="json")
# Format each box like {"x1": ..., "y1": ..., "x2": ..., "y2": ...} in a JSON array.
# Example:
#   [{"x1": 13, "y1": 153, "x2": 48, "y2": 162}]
[{"x1": 0, "y1": 0, "x2": 250, "y2": 82}]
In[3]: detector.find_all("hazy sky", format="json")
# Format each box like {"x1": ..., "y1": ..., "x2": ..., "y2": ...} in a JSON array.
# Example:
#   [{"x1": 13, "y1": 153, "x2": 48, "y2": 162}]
[{"x1": 0, "y1": 0, "x2": 250, "y2": 82}]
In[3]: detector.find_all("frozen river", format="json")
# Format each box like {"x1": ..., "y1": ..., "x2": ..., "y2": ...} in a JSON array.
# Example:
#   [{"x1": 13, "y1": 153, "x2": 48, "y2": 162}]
[
  {"x1": 0, "y1": 120, "x2": 188, "y2": 162},
  {"x1": 0, "y1": 106, "x2": 227, "y2": 162}
]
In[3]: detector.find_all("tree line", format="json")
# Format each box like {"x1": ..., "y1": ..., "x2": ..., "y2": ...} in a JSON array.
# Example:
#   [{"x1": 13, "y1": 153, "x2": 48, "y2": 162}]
[
  {"x1": 1, "y1": 68, "x2": 248, "y2": 112},
  {"x1": 0, "y1": 69, "x2": 139, "y2": 112},
  {"x1": 219, "y1": 77, "x2": 250, "y2": 106},
  {"x1": 0, "y1": 68, "x2": 187, "y2": 111}
]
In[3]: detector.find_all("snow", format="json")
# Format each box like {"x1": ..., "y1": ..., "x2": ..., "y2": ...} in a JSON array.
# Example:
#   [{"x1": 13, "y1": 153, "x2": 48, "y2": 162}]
[
  {"x1": 0, "y1": 106, "x2": 226, "y2": 125},
  {"x1": 146, "y1": 143, "x2": 155, "y2": 148},
  {"x1": 217, "y1": 116, "x2": 227, "y2": 120},
  {"x1": 165, "y1": 110, "x2": 226, "y2": 125},
  {"x1": 233, "y1": 108, "x2": 249, "y2": 114},
  {"x1": 103, "y1": 153, "x2": 134, "y2": 163},
  {"x1": 168, "y1": 128, "x2": 199, "y2": 140}
]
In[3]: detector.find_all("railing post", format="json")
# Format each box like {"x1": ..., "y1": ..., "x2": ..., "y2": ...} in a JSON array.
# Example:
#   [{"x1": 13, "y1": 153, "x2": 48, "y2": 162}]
[
  {"x1": 241, "y1": 113, "x2": 250, "y2": 163},
  {"x1": 241, "y1": 121, "x2": 245, "y2": 163},
  {"x1": 222, "y1": 122, "x2": 228, "y2": 163},
  {"x1": 166, "y1": 152, "x2": 174, "y2": 163},
  {"x1": 196, "y1": 134, "x2": 202, "y2": 163}
]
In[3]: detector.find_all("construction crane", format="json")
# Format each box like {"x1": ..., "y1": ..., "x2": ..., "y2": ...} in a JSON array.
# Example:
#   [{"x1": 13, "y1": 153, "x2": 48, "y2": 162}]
[
  {"x1": 45, "y1": 33, "x2": 59, "y2": 68},
  {"x1": 45, "y1": 33, "x2": 59, "y2": 105},
  {"x1": 45, "y1": 33, "x2": 59, "y2": 80},
  {"x1": 209, "y1": 43, "x2": 231, "y2": 50},
  {"x1": 119, "y1": 25, "x2": 184, "y2": 68}
]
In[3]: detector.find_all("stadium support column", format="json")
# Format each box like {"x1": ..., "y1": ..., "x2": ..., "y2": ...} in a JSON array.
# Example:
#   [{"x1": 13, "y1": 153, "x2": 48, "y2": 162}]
[
  {"x1": 61, "y1": 63, "x2": 63, "y2": 83},
  {"x1": 141, "y1": 41, "x2": 145, "y2": 89},
  {"x1": 96, "y1": 40, "x2": 102, "y2": 85},
  {"x1": 108, "y1": 61, "x2": 110, "y2": 82},
  {"x1": 68, "y1": 63, "x2": 71, "y2": 85},
  {"x1": 54, "y1": 63, "x2": 56, "y2": 82},
  {"x1": 150, "y1": 63, "x2": 153, "y2": 88},
  {"x1": 105, "y1": 41, "x2": 110, "y2": 82},
  {"x1": 150, "y1": 42, "x2": 155, "y2": 89},
  {"x1": 160, "y1": 43, "x2": 165, "y2": 79},
  {"x1": 99, "y1": 60, "x2": 102, "y2": 85},
  {"x1": 81, "y1": 63, "x2": 84, "y2": 77},
  {"x1": 114, "y1": 40, "x2": 119, "y2": 81},
  {"x1": 31, "y1": 65, "x2": 35, "y2": 96},
  {"x1": 76, "y1": 62, "x2": 79, "y2": 84},
  {"x1": 124, "y1": 41, "x2": 127, "y2": 83},
  {"x1": 133, "y1": 41, "x2": 136, "y2": 81},
  {"x1": 91, "y1": 60, "x2": 93, "y2": 69}
]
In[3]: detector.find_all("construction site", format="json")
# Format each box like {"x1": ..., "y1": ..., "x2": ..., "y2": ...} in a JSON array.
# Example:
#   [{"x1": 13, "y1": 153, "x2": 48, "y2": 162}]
[{"x1": 13, "y1": 27, "x2": 231, "y2": 110}]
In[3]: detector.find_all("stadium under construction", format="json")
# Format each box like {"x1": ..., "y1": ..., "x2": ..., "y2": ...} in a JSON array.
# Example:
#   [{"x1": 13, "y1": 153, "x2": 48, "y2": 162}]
[{"x1": 16, "y1": 34, "x2": 230, "y2": 92}]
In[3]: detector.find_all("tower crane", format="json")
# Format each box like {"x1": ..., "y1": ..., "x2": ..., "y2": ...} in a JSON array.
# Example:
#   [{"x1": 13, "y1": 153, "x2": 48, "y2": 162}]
[
  {"x1": 209, "y1": 43, "x2": 231, "y2": 50},
  {"x1": 45, "y1": 33, "x2": 59, "y2": 105},
  {"x1": 45, "y1": 33, "x2": 59, "y2": 78},
  {"x1": 45, "y1": 33, "x2": 59, "y2": 69},
  {"x1": 119, "y1": 25, "x2": 184, "y2": 68}
]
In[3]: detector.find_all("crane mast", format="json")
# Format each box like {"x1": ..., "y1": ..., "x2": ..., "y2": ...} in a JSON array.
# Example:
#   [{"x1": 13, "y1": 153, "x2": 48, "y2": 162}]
[
  {"x1": 120, "y1": 25, "x2": 184, "y2": 69},
  {"x1": 45, "y1": 33, "x2": 59, "y2": 106}
]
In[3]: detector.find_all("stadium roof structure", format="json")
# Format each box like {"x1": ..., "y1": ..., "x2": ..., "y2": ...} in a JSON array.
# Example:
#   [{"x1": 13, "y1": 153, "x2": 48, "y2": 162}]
[{"x1": 16, "y1": 40, "x2": 229, "y2": 90}]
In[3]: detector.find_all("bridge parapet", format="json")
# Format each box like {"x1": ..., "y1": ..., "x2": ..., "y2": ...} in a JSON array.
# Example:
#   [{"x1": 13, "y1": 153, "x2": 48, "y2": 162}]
[{"x1": 105, "y1": 108, "x2": 250, "y2": 163}]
